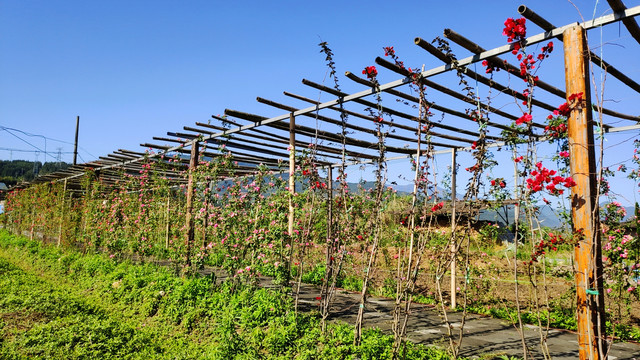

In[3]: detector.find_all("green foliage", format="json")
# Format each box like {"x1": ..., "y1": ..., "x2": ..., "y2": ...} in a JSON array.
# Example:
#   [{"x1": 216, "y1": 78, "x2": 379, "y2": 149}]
[
  {"x1": 15, "y1": 316, "x2": 161, "y2": 359},
  {"x1": 478, "y1": 223, "x2": 506, "y2": 245},
  {"x1": 340, "y1": 274, "x2": 363, "y2": 292},
  {"x1": 466, "y1": 303, "x2": 577, "y2": 333},
  {"x1": 609, "y1": 321, "x2": 640, "y2": 341},
  {"x1": 0, "y1": 160, "x2": 71, "y2": 184},
  {"x1": 0, "y1": 230, "x2": 456, "y2": 359},
  {"x1": 300, "y1": 263, "x2": 326, "y2": 285}
]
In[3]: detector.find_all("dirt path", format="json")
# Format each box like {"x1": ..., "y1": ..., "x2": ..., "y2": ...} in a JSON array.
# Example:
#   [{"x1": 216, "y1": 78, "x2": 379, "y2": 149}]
[
  {"x1": 292, "y1": 282, "x2": 640, "y2": 359},
  {"x1": 198, "y1": 261, "x2": 636, "y2": 360}
]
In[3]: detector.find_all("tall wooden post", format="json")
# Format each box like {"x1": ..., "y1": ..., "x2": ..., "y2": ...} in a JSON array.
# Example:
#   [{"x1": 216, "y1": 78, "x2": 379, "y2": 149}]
[
  {"x1": 185, "y1": 141, "x2": 199, "y2": 268},
  {"x1": 513, "y1": 148, "x2": 520, "y2": 229},
  {"x1": 450, "y1": 148, "x2": 457, "y2": 309},
  {"x1": 202, "y1": 181, "x2": 211, "y2": 248},
  {"x1": 288, "y1": 115, "x2": 296, "y2": 236},
  {"x1": 326, "y1": 166, "x2": 333, "y2": 257},
  {"x1": 165, "y1": 195, "x2": 170, "y2": 249},
  {"x1": 73, "y1": 116, "x2": 80, "y2": 165},
  {"x1": 57, "y1": 179, "x2": 67, "y2": 247},
  {"x1": 287, "y1": 114, "x2": 296, "y2": 274},
  {"x1": 30, "y1": 207, "x2": 35, "y2": 241},
  {"x1": 564, "y1": 25, "x2": 607, "y2": 360}
]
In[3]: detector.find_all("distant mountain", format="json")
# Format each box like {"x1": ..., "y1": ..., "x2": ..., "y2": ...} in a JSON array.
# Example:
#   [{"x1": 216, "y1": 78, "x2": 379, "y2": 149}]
[
  {"x1": 477, "y1": 203, "x2": 640, "y2": 230},
  {"x1": 623, "y1": 206, "x2": 636, "y2": 222},
  {"x1": 389, "y1": 182, "x2": 447, "y2": 197}
]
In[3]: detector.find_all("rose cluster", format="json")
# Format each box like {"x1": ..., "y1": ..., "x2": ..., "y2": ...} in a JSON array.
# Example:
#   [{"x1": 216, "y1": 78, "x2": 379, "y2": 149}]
[{"x1": 525, "y1": 162, "x2": 576, "y2": 195}]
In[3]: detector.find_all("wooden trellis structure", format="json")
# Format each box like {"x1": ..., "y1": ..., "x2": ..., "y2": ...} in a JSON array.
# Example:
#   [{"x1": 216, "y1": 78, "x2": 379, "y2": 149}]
[{"x1": 9, "y1": 2, "x2": 640, "y2": 359}]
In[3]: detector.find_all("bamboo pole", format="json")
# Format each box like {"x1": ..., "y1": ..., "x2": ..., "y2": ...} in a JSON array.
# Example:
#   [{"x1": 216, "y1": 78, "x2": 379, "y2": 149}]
[
  {"x1": 184, "y1": 141, "x2": 199, "y2": 268},
  {"x1": 563, "y1": 25, "x2": 607, "y2": 360},
  {"x1": 450, "y1": 148, "x2": 457, "y2": 309}
]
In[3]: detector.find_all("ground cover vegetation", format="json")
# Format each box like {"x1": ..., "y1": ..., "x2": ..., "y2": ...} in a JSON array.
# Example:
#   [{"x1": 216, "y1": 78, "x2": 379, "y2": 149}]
[
  {"x1": 0, "y1": 230, "x2": 450, "y2": 359},
  {"x1": 1, "y1": 16, "x2": 640, "y2": 360}
]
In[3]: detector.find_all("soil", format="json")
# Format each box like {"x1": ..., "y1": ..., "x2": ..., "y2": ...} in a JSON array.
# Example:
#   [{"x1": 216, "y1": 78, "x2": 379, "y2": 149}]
[{"x1": 300, "y1": 234, "x2": 640, "y2": 328}]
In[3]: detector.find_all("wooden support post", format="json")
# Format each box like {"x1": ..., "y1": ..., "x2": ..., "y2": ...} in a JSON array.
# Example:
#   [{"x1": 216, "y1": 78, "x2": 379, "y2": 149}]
[
  {"x1": 326, "y1": 166, "x2": 333, "y2": 255},
  {"x1": 202, "y1": 182, "x2": 211, "y2": 248},
  {"x1": 58, "y1": 179, "x2": 67, "y2": 247},
  {"x1": 450, "y1": 148, "x2": 457, "y2": 309},
  {"x1": 30, "y1": 207, "x2": 35, "y2": 241},
  {"x1": 288, "y1": 115, "x2": 296, "y2": 236},
  {"x1": 184, "y1": 141, "x2": 199, "y2": 268},
  {"x1": 564, "y1": 25, "x2": 607, "y2": 360},
  {"x1": 288, "y1": 114, "x2": 296, "y2": 274},
  {"x1": 513, "y1": 148, "x2": 520, "y2": 230},
  {"x1": 165, "y1": 195, "x2": 170, "y2": 249},
  {"x1": 73, "y1": 116, "x2": 80, "y2": 165}
]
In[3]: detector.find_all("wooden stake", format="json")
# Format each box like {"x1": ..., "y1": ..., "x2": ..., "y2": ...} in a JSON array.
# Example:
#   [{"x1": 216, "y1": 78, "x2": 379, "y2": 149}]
[
  {"x1": 202, "y1": 183, "x2": 210, "y2": 248},
  {"x1": 563, "y1": 25, "x2": 607, "y2": 360},
  {"x1": 30, "y1": 207, "x2": 35, "y2": 241},
  {"x1": 165, "y1": 195, "x2": 170, "y2": 249},
  {"x1": 58, "y1": 179, "x2": 67, "y2": 247},
  {"x1": 184, "y1": 141, "x2": 199, "y2": 268},
  {"x1": 450, "y1": 148, "x2": 457, "y2": 309}
]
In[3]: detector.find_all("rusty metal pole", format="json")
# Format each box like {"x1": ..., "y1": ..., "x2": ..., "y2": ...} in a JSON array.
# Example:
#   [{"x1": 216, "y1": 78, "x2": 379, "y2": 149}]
[
  {"x1": 184, "y1": 141, "x2": 199, "y2": 269},
  {"x1": 450, "y1": 148, "x2": 457, "y2": 309},
  {"x1": 563, "y1": 25, "x2": 607, "y2": 360}
]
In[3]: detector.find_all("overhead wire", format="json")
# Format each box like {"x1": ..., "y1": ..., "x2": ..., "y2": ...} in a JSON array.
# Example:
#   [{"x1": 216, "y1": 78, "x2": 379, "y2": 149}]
[
  {"x1": 1, "y1": 128, "x2": 55, "y2": 161},
  {"x1": 0, "y1": 125, "x2": 97, "y2": 161},
  {"x1": 0, "y1": 147, "x2": 73, "y2": 154}
]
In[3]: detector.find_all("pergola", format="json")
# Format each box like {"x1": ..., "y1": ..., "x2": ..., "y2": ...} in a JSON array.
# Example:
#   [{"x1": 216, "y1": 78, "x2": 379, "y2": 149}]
[{"x1": 11, "y1": 3, "x2": 640, "y2": 359}]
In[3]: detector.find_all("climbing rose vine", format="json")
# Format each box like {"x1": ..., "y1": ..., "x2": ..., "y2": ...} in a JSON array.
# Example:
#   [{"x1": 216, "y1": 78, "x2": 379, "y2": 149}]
[
  {"x1": 362, "y1": 65, "x2": 377, "y2": 79},
  {"x1": 525, "y1": 162, "x2": 576, "y2": 195}
]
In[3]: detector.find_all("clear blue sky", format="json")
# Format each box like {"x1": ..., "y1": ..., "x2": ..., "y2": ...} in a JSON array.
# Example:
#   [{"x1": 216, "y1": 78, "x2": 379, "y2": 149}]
[{"x1": 1, "y1": 0, "x2": 639, "y2": 205}]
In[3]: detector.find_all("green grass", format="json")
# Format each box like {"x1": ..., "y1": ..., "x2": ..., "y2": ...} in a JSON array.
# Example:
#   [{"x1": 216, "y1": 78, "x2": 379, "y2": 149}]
[{"x1": 0, "y1": 230, "x2": 454, "y2": 359}]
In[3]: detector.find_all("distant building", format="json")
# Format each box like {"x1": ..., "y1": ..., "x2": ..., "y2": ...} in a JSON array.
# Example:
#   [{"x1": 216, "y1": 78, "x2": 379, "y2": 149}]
[{"x1": 0, "y1": 182, "x2": 7, "y2": 204}]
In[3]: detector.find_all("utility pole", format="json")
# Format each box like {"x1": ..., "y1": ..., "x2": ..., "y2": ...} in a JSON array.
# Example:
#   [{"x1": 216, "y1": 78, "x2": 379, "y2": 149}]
[{"x1": 73, "y1": 116, "x2": 80, "y2": 165}]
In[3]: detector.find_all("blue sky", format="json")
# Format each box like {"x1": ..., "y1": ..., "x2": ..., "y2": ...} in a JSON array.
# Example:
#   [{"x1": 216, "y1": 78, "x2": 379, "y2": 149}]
[{"x1": 1, "y1": 0, "x2": 640, "y2": 205}]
